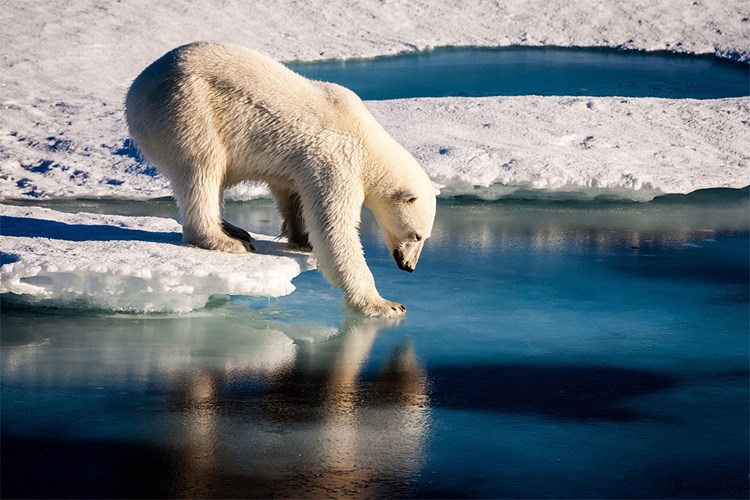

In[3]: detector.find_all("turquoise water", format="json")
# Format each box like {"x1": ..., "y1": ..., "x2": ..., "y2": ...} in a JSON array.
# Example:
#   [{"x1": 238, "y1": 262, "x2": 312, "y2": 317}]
[
  {"x1": 2, "y1": 194, "x2": 748, "y2": 498},
  {"x1": 288, "y1": 47, "x2": 750, "y2": 99}
]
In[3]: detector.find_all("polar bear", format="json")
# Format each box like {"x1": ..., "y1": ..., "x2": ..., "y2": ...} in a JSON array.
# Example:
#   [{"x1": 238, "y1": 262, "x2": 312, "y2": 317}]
[{"x1": 125, "y1": 42, "x2": 437, "y2": 317}]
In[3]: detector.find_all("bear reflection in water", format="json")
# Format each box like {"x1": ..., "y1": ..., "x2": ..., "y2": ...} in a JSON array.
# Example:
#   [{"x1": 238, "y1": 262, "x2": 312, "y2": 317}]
[
  {"x1": 1, "y1": 312, "x2": 428, "y2": 498},
  {"x1": 169, "y1": 317, "x2": 429, "y2": 498}
]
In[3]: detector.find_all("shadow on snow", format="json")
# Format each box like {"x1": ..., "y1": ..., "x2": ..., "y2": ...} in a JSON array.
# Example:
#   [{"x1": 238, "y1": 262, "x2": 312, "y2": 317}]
[{"x1": 0, "y1": 215, "x2": 181, "y2": 244}]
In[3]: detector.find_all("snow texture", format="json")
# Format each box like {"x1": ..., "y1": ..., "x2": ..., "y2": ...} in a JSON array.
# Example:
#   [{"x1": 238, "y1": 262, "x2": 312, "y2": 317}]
[
  {"x1": 1, "y1": 0, "x2": 748, "y2": 202},
  {"x1": 370, "y1": 96, "x2": 750, "y2": 200},
  {"x1": 0, "y1": 204, "x2": 316, "y2": 312}
]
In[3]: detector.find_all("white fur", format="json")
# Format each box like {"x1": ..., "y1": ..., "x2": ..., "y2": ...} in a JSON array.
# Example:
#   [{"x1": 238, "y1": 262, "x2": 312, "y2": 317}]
[{"x1": 125, "y1": 42, "x2": 437, "y2": 317}]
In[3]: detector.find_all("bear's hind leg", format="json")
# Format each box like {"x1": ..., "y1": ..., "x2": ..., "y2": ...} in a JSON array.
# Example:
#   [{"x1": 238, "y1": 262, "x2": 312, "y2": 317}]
[
  {"x1": 174, "y1": 169, "x2": 251, "y2": 253},
  {"x1": 271, "y1": 186, "x2": 312, "y2": 251}
]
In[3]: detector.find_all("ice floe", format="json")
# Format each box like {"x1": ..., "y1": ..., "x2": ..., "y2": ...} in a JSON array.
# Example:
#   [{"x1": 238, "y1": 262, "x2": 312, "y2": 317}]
[{"x1": 0, "y1": 204, "x2": 316, "y2": 312}]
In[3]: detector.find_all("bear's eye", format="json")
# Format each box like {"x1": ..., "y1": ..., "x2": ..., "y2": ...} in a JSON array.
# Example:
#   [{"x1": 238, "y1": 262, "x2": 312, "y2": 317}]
[
  {"x1": 394, "y1": 190, "x2": 418, "y2": 203},
  {"x1": 415, "y1": 234, "x2": 423, "y2": 242}
]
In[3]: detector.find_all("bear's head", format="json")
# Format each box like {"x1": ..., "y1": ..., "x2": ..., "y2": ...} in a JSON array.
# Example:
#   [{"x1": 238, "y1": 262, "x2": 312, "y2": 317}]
[
  {"x1": 359, "y1": 119, "x2": 440, "y2": 275},
  {"x1": 372, "y1": 178, "x2": 439, "y2": 273}
]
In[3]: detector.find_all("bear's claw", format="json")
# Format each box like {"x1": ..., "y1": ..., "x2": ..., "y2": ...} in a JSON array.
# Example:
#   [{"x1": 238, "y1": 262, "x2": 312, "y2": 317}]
[
  {"x1": 222, "y1": 219, "x2": 256, "y2": 251},
  {"x1": 353, "y1": 298, "x2": 407, "y2": 317}
]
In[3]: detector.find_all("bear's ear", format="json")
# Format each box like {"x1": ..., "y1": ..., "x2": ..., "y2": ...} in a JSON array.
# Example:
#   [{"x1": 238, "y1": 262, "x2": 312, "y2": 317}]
[{"x1": 394, "y1": 189, "x2": 418, "y2": 203}]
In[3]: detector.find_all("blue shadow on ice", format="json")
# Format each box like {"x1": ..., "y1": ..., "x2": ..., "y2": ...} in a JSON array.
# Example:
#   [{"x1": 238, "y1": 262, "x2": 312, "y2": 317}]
[
  {"x1": 0, "y1": 215, "x2": 181, "y2": 244},
  {"x1": 0, "y1": 252, "x2": 21, "y2": 265}
]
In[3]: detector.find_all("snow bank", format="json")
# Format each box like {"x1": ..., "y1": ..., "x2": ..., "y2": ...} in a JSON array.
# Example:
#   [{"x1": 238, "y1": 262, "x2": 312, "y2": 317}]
[
  {"x1": 1, "y1": 0, "x2": 748, "y2": 202},
  {"x1": 3, "y1": 95, "x2": 746, "y2": 202},
  {"x1": 369, "y1": 96, "x2": 750, "y2": 200},
  {"x1": 0, "y1": 204, "x2": 316, "y2": 312}
]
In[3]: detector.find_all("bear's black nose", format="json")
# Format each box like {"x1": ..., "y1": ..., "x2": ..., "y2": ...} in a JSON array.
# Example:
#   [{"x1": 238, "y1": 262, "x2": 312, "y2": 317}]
[
  {"x1": 393, "y1": 249, "x2": 413, "y2": 272},
  {"x1": 397, "y1": 261, "x2": 414, "y2": 272},
  {"x1": 393, "y1": 248, "x2": 414, "y2": 272}
]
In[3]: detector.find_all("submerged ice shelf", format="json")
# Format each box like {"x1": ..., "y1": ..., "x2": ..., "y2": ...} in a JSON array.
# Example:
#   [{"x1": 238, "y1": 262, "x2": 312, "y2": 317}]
[{"x1": 0, "y1": 204, "x2": 316, "y2": 312}]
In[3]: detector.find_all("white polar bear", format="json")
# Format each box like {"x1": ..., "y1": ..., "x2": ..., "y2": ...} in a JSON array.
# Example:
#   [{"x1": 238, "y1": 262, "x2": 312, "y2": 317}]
[{"x1": 125, "y1": 42, "x2": 437, "y2": 317}]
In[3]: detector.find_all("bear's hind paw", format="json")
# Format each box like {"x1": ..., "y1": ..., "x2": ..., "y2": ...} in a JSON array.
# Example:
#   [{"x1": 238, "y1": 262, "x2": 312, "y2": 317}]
[{"x1": 287, "y1": 241, "x2": 313, "y2": 252}]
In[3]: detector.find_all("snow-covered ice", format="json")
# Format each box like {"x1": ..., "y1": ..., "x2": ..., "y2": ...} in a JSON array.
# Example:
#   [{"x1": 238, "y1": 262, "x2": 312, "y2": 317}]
[
  {"x1": 371, "y1": 96, "x2": 750, "y2": 199},
  {"x1": 3, "y1": 95, "x2": 747, "y2": 202},
  {"x1": 1, "y1": 0, "x2": 748, "y2": 202},
  {"x1": 0, "y1": 204, "x2": 316, "y2": 312}
]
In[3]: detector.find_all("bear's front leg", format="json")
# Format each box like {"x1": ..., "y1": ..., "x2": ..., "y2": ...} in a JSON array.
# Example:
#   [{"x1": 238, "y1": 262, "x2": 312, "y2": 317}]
[
  {"x1": 299, "y1": 185, "x2": 406, "y2": 318},
  {"x1": 341, "y1": 273, "x2": 407, "y2": 318},
  {"x1": 174, "y1": 170, "x2": 253, "y2": 254}
]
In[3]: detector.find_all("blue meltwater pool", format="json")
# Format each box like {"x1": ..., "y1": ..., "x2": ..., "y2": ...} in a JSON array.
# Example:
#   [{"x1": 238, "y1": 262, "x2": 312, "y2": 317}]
[
  {"x1": 287, "y1": 47, "x2": 750, "y2": 99},
  {"x1": 2, "y1": 193, "x2": 748, "y2": 498}
]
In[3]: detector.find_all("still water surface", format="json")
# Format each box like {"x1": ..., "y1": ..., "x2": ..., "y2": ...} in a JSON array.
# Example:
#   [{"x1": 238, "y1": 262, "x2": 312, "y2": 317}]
[
  {"x1": 2, "y1": 194, "x2": 748, "y2": 498},
  {"x1": 288, "y1": 47, "x2": 750, "y2": 99}
]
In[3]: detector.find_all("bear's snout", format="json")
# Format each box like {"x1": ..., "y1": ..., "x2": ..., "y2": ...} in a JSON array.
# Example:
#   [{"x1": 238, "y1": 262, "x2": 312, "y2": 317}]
[{"x1": 393, "y1": 249, "x2": 415, "y2": 272}]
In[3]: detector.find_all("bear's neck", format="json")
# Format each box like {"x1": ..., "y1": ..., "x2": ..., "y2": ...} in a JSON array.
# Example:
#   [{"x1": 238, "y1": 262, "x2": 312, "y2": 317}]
[{"x1": 361, "y1": 124, "x2": 415, "y2": 203}]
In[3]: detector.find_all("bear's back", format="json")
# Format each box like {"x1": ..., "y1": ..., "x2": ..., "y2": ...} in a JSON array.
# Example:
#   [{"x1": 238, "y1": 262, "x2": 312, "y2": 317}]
[
  {"x1": 125, "y1": 42, "x2": 382, "y2": 181},
  {"x1": 178, "y1": 43, "x2": 311, "y2": 100}
]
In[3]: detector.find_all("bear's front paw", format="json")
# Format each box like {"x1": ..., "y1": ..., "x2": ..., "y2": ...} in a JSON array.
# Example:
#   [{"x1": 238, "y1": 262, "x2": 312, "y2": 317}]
[
  {"x1": 353, "y1": 298, "x2": 407, "y2": 317},
  {"x1": 222, "y1": 220, "x2": 256, "y2": 250},
  {"x1": 188, "y1": 234, "x2": 253, "y2": 253}
]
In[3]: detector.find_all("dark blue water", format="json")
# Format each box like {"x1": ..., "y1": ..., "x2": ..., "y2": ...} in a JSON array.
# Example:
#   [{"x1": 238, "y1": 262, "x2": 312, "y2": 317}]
[
  {"x1": 288, "y1": 47, "x2": 750, "y2": 99},
  {"x1": 2, "y1": 195, "x2": 748, "y2": 498}
]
